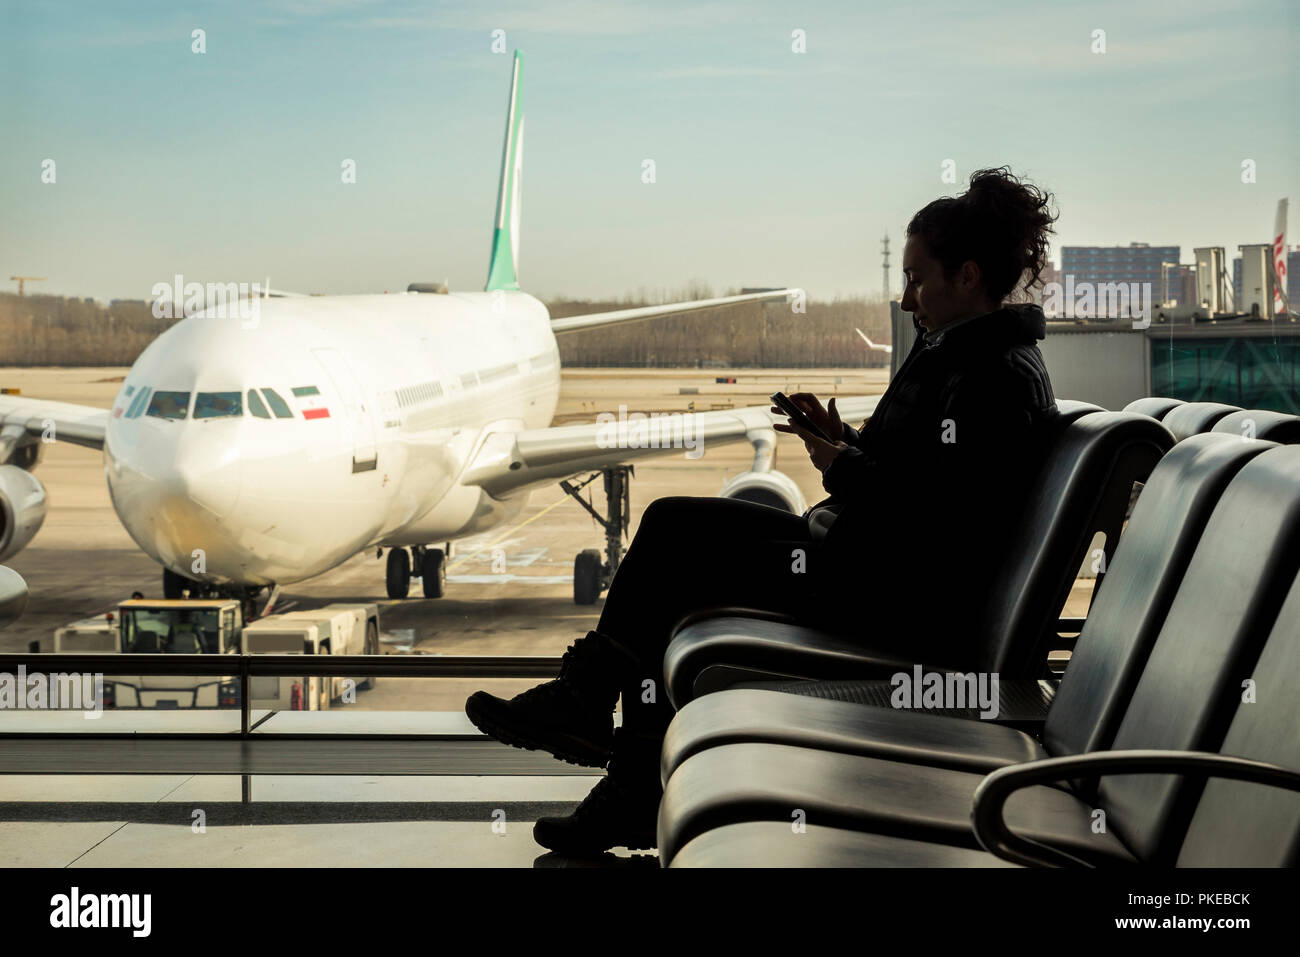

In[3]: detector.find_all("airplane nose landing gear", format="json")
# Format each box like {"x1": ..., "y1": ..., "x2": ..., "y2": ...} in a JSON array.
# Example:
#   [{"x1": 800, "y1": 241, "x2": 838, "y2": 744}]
[
  {"x1": 562, "y1": 465, "x2": 632, "y2": 605},
  {"x1": 382, "y1": 545, "x2": 446, "y2": 599}
]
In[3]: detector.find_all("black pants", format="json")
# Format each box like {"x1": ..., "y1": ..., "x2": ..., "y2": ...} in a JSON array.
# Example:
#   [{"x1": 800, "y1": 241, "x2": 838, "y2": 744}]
[{"x1": 595, "y1": 496, "x2": 828, "y2": 737}]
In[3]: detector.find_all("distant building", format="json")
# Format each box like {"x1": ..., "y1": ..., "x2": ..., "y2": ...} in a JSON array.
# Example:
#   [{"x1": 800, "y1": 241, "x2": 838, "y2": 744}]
[{"x1": 1060, "y1": 243, "x2": 1180, "y2": 315}]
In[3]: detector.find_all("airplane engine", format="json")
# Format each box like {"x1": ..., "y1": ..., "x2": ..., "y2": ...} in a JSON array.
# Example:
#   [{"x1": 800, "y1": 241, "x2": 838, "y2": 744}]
[
  {"x1": 717, "y1": 469, "x2": 807, "y2": 515},
  {"x1": 0, "y1": 465, "x2": 48, "y2": 562}
]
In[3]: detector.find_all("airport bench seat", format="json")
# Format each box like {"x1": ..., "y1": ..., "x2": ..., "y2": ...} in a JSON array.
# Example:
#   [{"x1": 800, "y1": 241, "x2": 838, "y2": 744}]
[
  {"x1": 659, "y1": 434, "x2": 1273, "y2": 783},
  {"x1": 670, "y1": 820, "x2": 1019, "y2": 868},
  {"x1": 660, "y1": 446, "x2": 1300, "y2": 866},
  {"x1": 664, "y1": 408, "x2": 1174, "y2": 707},
  {"x1": 660, "y1": 741, "x2": 1136, "y2": 865}
]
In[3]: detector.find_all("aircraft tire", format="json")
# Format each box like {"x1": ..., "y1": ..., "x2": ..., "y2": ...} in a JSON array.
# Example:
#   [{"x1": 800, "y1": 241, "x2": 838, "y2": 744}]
[
  {"x1": 386, "y1": 548, "x2": 411, "y2": 599},
  {"x1": 573, "y1": 549, "x2": 603, "y2": 605},
  {"x1": 421, "y1": 548, "x2": 446, "y2": 599}
]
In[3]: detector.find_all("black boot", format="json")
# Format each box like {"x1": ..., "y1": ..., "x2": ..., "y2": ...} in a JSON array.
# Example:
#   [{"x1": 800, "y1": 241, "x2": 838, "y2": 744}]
[
  {"x1": 465, "y1": 631, "x2": 632, "y2": 767},
  {"x1": 532, "y1": 728, "x2": 663, "y2": 855}
]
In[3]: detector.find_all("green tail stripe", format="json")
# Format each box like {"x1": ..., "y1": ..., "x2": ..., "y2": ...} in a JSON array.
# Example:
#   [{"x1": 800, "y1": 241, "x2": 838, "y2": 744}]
[{"x1": 486, "y1": 50, "x2": 524, "y2": 292}]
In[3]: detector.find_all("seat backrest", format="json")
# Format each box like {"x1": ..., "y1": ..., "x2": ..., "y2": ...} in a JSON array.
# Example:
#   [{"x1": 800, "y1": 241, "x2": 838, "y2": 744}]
[
  {"x1": 974, "y1": 411, "x2": 1174, "y2": 675},
  {"x1": 1094, "y1": 446, "x2": 1300, "y2": 863},
  {"x1": 1054, "y1": 399, "x2": 1106, "y2": 418},
  {"x1": 170, "y1": 628, "x2": 202, "y2": 654},
  {"x1": 1122, "y1": 396, "x2": 1185, "y2": 420},
  {"x1": 1042, "y1": 434, "x2": 1276, "y2": 758},
  {"x1": 1211, "y1": 408, "x2": 1300, "y2": 444},
  {"x1": 1161, "y1": 401, "x2": 1240, "y2": 442},
  {"x1": 1176, "y1": 571, "x2": 1300, "y2": 866}
]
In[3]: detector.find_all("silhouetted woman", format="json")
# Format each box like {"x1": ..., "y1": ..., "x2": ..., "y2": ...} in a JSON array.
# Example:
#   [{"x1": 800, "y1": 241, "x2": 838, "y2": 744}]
[{"x1": 466, "y1": 166, "x2": 1060, "y2": 855}]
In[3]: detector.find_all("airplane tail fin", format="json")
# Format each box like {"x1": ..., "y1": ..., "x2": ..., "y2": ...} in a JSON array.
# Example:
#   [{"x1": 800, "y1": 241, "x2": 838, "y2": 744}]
[
  {"x1": 486, "y1": 50, "x2": 525, "y2": 292},
  {"x1": 1274, "y1": 198, "x2": 1290, "y2": 316}
]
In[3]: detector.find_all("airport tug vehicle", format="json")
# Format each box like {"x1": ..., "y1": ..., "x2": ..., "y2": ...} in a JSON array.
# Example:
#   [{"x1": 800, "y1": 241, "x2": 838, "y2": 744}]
[{"x1": 39, "y1": 598, "x2": 380, "y2": 711}]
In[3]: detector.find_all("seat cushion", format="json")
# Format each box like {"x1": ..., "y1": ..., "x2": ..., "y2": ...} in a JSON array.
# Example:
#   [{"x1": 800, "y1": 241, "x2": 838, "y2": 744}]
[
  {"x1": 669, "y1": 820, "x2": 1017, "y2": 868},
  {"x1": 1122, "y1": 396, "x2": 1185, "y2": 420},
  {"x1": 661, "y1": 689, "x2": 1047, "y2": 786},
  {"x1": 1211, "y1": 409, "x2": 1300, "y2": 444},
  {"x1": 657, "y1": 742, "x2": 1136, "y2": 865},
  {"x1": 1161, "y1": 402, "x2": 1240, "y2": 441}
]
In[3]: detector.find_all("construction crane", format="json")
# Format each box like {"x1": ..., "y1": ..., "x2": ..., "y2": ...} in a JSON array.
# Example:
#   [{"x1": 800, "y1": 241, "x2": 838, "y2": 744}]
[{"x1": 10, "y1": 276, "x2": 46, "y2": 296}]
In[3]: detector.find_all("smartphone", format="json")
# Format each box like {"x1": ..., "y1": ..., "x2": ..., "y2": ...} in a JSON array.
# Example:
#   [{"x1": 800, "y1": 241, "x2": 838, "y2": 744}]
[{"x1": 770, "y1": 391, "x2": 832, "y2": 442}]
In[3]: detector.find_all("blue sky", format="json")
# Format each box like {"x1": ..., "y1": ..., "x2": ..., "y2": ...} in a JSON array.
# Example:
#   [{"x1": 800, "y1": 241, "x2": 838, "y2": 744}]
[{"x1": 2, "y1": 0, "x2": 1296, "y2": 301}]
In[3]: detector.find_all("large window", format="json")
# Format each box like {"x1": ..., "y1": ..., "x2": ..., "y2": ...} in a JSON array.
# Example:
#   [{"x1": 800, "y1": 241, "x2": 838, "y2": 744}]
[
  {"x1": 1151, "y1": 336, "x2": 1300, "y2": 413},
  {"x1": 146, "y1": 391, "x2": 190, "y2": 420},
  {"x1": 194, "y1": 392, "x2": 243, "y2": 419}
]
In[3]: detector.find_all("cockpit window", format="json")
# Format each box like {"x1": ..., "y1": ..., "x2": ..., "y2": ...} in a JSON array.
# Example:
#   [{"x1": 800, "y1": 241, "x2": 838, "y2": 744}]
[
  {"x1": 194, "y1": 392, "x2": 243, "y2": 419},
  {"x1": 126, "y1": 387, "x2": 152, "y2": 418},
  {"x1": 247, "y1": 389, "x2": 270, "y2": 419},
  {"x1": 146, "y1": 391, "x2": 190, "y2": 420},
  {"x1": 260, "y1": 388, "x2": 294, "y2": 419}
]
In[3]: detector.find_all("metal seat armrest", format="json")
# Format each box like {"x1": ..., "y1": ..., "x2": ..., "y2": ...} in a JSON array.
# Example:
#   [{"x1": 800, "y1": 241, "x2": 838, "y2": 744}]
[{"x1": 971, "y1": 750, "x2": 1300, "y2": 868}]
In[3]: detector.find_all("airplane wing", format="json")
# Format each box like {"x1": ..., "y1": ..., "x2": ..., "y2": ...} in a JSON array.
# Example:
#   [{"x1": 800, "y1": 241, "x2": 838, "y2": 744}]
[
  {"x1": 551, "y1": 288, "x2": 801, "y2": 335},
  {"x1": 460, "y1": 394, "x2": 881, "y2": 499},
  {"x1": 0, "y1": 395, "x2": 108, "y2": 453},
  {"x1": 855, "y1": 328, "x2": 893, "y2": 354}
]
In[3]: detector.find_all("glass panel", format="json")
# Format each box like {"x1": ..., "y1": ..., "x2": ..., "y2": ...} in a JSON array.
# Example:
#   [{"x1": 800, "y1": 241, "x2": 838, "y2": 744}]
[
  {"x1": 146, "y1": 391, "x2": 189, "y2": 420},
  {"x1": 122, "y1": 608, "x2": 220, "y2": 654},
  {"x1": 247, "y1": 389, "x2": 270, "y2": 418},
  {"x1": 193, "y1": 392, "x2": 243, "y2": 419},
  {"x1": 1150, "y1": 337, "x2": 1300, "y2": 413},
  {"x1": 126, "y1": 386, "x2": 151, "y2": 418},
  {"x1": 260, "y1": 388, "x2": 293, "y2": 418}
]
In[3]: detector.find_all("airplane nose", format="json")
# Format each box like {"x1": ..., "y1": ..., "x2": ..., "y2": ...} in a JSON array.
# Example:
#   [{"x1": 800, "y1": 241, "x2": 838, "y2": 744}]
[
  {"x1": 167, "y1": 435, "x2": 241, "y2": 517},
  {"x1": 107, "y1": 422, "x2": 244, "y2": 577}
]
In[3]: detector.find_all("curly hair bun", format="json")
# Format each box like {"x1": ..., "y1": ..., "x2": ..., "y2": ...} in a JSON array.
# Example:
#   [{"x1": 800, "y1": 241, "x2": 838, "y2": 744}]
[{"x1": 907, "y1": 167, "x2": 1058, "y2": 302}]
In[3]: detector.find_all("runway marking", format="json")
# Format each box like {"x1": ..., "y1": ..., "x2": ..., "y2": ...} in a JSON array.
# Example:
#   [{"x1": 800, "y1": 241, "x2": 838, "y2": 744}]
[{"x1": 445, "y1": 493, "x2": 574, "y2": 572}]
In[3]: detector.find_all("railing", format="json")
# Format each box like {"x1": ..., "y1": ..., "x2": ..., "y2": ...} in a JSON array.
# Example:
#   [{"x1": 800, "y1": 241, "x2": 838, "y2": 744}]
[
  {"x1": 0, "y1": 653, "x2": 568, "y2": 802},
  {"x1": 0, "y1": 652, "x2": 562, "y2": 734}
]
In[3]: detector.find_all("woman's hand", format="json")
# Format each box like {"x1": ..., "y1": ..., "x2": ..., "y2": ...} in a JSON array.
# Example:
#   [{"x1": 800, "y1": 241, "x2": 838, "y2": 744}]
[
  {"x1": 771, "y1": 394, "x2": 849, "y2": 473},
  {"x1": 771, "y1": 392, "x2": 842, "y2": 439}
]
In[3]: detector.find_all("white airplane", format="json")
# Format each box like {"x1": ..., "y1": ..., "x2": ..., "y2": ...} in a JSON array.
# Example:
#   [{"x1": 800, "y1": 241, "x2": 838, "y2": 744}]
[
  {"x1": 855, "y1": 328, "x2": 892, "y2": 354},
  {"x1": 0, "y1": 51, "x2": 880, "y2": 606}
]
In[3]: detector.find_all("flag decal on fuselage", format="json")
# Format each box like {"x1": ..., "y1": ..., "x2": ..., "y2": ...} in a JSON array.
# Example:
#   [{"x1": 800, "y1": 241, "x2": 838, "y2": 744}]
[{"x1": 292, "y1": 385, "x2": 330, "y2": 419}]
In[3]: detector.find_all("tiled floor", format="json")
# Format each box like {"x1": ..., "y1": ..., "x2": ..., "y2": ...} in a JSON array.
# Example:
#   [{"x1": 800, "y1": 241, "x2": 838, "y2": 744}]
[{"x1": 0, "y1": 773, "x2": 662, "y2": 867}]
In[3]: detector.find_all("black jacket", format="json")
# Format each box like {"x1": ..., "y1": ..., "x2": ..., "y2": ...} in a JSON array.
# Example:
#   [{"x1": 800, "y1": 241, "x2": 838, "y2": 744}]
[{"x1": 813, "y1": 303, "x2": 1058, "y2": 662}]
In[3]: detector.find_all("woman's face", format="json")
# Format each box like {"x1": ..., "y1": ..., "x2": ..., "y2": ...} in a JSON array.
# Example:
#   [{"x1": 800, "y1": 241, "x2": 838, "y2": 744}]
[{"x1": 900, "y1": 235, "x2": 995, "y2": 332}]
